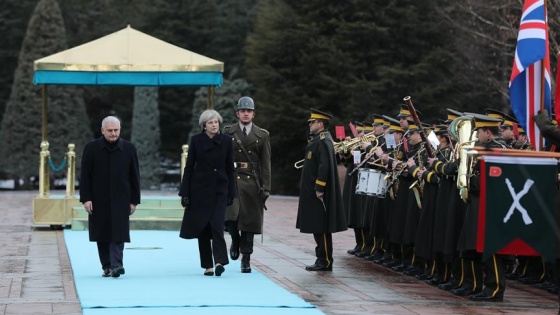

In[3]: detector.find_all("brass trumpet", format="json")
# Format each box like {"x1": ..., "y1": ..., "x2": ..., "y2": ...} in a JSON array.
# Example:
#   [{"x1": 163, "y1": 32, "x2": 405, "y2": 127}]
[
  {"x1": 294, "y1": 132, "x2": 379, "y2": 169},
  {"x1": 334, "y1": 132, "x2": 379, "y2": 154}
]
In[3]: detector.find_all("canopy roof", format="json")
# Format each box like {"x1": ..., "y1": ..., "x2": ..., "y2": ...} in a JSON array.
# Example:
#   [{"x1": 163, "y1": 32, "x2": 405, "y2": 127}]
[{"x1": 33, "y1": 25, "x2": 223, "y2": 86}]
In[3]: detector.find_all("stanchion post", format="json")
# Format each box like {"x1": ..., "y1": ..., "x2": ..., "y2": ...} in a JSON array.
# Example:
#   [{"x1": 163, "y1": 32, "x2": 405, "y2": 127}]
[
  {"x1": 39, "y1": 141, "x2": 50, "y2": 198},
  {"x1": 66, "y1": 143, "x2": 76, "y2": 197}
]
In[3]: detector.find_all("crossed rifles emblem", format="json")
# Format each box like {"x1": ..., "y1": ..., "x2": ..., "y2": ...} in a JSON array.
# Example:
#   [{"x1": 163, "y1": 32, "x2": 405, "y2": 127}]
[{"x1": 502, "y1": 178, "x2": 534, "y2": 225}]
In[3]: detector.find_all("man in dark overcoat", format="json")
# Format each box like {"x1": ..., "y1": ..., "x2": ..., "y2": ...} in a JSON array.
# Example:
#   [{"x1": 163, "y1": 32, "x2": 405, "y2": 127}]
[
  {"x1": 80, "y1": 116, "x2": 141, "y2": 278},
  {"x1": 297, "y1": 108, "x2": 347, "y2": 271},
  {"x1": 224, "y1": 96, "x2": 272, "y2": 273}
]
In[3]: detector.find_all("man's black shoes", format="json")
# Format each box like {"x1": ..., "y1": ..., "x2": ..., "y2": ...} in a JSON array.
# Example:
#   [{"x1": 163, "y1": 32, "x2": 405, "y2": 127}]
[
  {"x1": 305, "y1": 262, "x2": 332, "y2": 271},
  {"x1": 102, "y1": 269, "x2": 111, "y2": 277},
  {"x1": 229, "y1": 243, "x2": 240, "y2": 261},
  {"x1": 469, "y1": 291, "x2": 503, "y2": 302},
  {"x1": 111, "y1": 266, "x2": 125, "y2": 278},
  {"x1": 241, "y1": 255, "x2": 252, "y2": 273},
  {"x1": 451, "y1": 286, "x2": 478, "y2": 296}
]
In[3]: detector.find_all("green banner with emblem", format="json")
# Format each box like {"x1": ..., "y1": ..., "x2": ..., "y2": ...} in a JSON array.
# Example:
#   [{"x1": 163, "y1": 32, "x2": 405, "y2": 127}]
[{"x1": 478, "y1": 156, "x2": 558, "y2": 261}]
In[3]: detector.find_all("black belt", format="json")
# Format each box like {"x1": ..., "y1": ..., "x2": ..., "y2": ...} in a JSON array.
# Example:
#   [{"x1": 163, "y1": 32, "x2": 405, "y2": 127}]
[{"x1": 236, "y1": 162, "x2": 250, "y2": 169}]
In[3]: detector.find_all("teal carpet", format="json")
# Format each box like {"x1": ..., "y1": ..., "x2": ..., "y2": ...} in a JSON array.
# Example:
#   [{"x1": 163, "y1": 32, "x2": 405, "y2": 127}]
[{"x1": 64, "y1": 230, "x2": 323, "y2": 315}]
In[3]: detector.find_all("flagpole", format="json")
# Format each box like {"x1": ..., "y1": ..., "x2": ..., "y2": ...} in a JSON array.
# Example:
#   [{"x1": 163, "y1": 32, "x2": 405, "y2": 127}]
[{"x1": 539, "y1": 0, "x2": 548, "y2": 150}]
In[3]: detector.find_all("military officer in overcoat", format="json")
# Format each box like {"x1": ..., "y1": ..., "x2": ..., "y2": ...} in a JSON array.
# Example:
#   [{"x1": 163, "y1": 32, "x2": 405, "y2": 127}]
[
  {"x1": 297, "y1": 108, "x2": 347, "y2": 271},
  {"x1": 224, "y1": 96, "x2": 271, "y2": 273}
]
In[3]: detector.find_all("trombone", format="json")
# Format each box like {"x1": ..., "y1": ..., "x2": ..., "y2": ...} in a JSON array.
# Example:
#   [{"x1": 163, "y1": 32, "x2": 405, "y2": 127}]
[{"x1": 294, "y1": 159, "x2": 304, "y2": 169}]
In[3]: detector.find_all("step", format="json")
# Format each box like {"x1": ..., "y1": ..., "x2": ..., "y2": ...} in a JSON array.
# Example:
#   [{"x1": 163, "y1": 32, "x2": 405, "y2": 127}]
[
  {"x1": 71, "y1": 217, "x2": 182, "y2": 231},
  {"x1": 71, "y1": 195, "x2": 184, "y2": 231}
]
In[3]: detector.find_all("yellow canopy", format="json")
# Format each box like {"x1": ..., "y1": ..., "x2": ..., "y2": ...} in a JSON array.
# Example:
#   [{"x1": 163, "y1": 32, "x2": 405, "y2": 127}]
[{"x1": 34, "y1": 25, "x2": 223, "y2": 86}]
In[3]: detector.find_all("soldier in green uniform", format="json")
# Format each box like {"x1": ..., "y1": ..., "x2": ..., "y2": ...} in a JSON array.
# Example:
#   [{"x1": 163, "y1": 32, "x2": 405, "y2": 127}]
[
  {"x1": 223, "y1": 97, "x2": 271, "y2": 273},
  {"x1": 297, "y1": 108, "x2": 347, "y2": 271}
]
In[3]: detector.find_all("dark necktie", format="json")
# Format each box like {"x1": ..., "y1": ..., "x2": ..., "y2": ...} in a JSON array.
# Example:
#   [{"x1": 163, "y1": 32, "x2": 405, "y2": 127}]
[{"x1": 243, "y1": 127, "x2": 247, "y2": 137}]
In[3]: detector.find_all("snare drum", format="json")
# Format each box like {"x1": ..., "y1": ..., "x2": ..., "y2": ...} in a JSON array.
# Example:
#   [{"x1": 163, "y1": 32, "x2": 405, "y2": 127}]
[
  {"x1": 355, "y1": 169, "x2": 373, "y2": 195},
  {"x1": 368, "y1": 169, "x2": 388, "y2": 197},
  {"x1": 355, "y1": 169, "x2": 388, "y2": 197}
]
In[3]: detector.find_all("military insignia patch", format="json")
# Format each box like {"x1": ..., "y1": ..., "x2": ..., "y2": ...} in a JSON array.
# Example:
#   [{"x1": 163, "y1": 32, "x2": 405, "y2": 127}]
[
  {"x1": 307, "y1": 151, "x2": 312, "y2": 159},
  {"x1": 396, "y1": 151, "x2": 403, "y2": 160}
]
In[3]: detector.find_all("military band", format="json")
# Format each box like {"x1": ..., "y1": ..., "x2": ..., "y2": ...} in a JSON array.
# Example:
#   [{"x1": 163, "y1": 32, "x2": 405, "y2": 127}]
[{"x1": 289, "y1": 101, "x2": 560, "y2": 304}]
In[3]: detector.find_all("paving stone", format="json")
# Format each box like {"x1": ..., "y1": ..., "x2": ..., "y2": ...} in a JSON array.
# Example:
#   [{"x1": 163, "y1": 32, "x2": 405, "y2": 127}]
[{"x1": 1, "y1": 191, "x2": 559, "y2": 315}]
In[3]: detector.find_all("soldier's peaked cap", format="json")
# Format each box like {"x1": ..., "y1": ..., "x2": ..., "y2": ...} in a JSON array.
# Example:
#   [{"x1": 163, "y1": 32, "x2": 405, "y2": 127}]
[
  {"x1": 382, "y1": 115, "x2": 404, "y2": 133},
  {"x1": 501, "y1": 114, "x2": 518, "y2": 128},
  {"x1": 466, "y1": 113, "x2": 502, "y2": 129},
  {"x1": 484, "y1": 108, "x2": 506, "y2": 121},
  {"x1": 372, "y1": 114, "x2": 385, "y2": 126},
  {"x1": 397, "y1": 104, "x2": 422, "y2": 119},
  {"x1": 445, "y1": 108, "x2": 463, "y2": 123},
  {"x1": 308, "y1": 108, "x2": 333, "y2": 121}
]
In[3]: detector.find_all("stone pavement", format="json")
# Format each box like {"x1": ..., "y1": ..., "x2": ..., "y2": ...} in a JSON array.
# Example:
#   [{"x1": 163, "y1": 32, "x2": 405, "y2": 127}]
[{"x1": 0, "y1": 191, "x2": 559, "y2": 314}]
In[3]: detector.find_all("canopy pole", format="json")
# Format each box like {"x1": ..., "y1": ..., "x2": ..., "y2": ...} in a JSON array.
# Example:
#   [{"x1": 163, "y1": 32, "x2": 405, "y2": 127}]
[
  {"x1": 207, "y1": 86, "x2": 214, "y2": 109},
  {"x1": 39, "y1": 85, "x2": 50, "y2": 197},
  {"x1": 42, "y1": 85, "x2": 48, "y2": 142}
]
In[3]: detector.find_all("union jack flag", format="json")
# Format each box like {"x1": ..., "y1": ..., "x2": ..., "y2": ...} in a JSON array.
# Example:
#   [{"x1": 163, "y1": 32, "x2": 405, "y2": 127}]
[{"x1": 509, "y1": 0, "x2": 551, "y2": 151}]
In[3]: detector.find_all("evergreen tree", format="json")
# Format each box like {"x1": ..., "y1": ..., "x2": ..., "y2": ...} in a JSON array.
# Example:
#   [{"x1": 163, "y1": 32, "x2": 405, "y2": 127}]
[
  {"x1": 144, "y1": 0, "x2": 258, "y2": 160},
  {"x1": 131, "y1": 87, "x2": 161, "y2": 190},
  {"x1": 246, "y1": 0, "x2": 456, "y2": 194},
  {"x1": 0, "y1": 0, "x2": 92, "y2": 187},
  {"x1": 0, "y1": 0, "x2": 37, "y2": 124}
]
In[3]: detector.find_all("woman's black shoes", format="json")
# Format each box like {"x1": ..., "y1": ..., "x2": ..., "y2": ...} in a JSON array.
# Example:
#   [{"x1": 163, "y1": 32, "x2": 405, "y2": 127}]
[{"x1": 215, "y1": 264, "x2": 225, "y2": 277}]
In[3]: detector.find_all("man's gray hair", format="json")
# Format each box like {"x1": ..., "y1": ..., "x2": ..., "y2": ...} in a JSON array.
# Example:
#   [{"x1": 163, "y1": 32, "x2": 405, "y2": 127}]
[
  {"x1": 199, "y1": 109, "x2": 223, "y2": 130},
  {"x1": 101, "y1": 116, "x2": 121, "y2": 128}
]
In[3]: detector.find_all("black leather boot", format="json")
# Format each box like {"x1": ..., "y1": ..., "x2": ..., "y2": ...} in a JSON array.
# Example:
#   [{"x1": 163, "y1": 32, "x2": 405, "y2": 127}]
[
  {"x1": 226, "y1": 221, "x2": 240, "y2": 260},
  {"x1": 241, "y1": 255, "x2": 251, "y2": 273}
]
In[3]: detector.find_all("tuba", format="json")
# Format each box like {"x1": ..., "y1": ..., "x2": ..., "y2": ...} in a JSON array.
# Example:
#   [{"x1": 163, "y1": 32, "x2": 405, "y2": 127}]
[{"x1": 449, "y1": 115, "x2": 477, "y2": 203}]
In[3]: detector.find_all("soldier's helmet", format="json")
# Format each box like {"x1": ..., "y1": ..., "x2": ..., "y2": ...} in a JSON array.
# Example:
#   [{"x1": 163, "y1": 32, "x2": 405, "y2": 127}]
[{"x1": 237, "y1": 96, "x2": 255, "y2": 110}]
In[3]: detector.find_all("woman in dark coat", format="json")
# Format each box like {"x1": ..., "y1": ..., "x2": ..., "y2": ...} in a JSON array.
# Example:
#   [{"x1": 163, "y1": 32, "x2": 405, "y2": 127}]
[{"x1": 179, "y1": 109, "x2": 236, "y2": 277}]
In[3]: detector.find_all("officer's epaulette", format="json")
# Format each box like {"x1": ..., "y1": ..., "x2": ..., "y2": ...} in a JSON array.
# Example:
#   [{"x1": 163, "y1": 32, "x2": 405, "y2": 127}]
[
  {"x1": 489, "y1": 138, "x2": 508, "y2": 149},
  {"x1": 260, "y1": 128, "x2": 269, "y2": 135}
]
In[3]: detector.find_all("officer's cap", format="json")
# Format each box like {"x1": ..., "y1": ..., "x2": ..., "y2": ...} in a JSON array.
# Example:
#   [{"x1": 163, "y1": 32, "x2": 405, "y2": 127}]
[
  {"x1": 501, "y1": 114, "x2": 518, "y2": 128},
  {"x1": 445, "y1": 108, "x2": 463, "y2": 124},
  {"x1": 383, "y1": 115, "x2": 404, "y2": 133},
  {"x1": 372, "y1": 114, "x2": 385, "y2": 126},
  {"x1": 308, "y1": 108, "x2": 333, "y2": 122},
  {"x1": 484, "y1": 108, "x2": 506, "y2": 121},
  {"x1": 468, "y1": 113, "x2": 503, "y2": 129}
]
